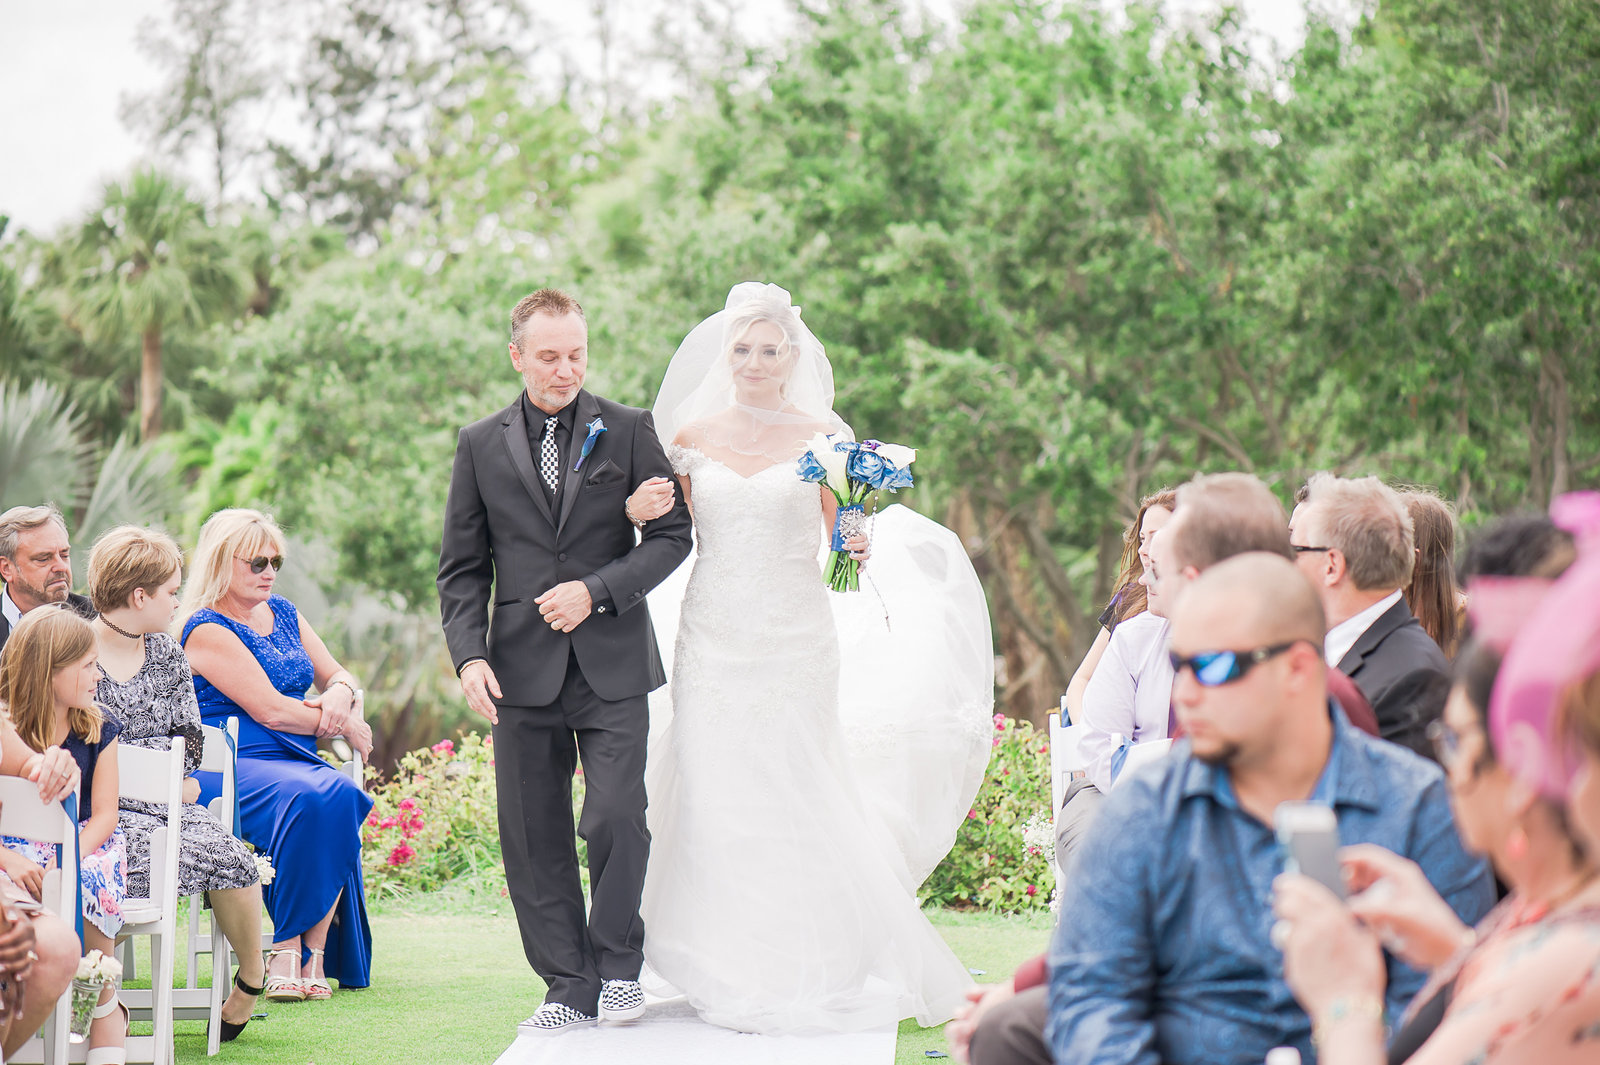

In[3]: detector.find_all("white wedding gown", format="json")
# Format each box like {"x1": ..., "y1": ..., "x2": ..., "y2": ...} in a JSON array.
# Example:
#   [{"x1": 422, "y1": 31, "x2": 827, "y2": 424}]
[{"x1": 638, "y1": 445, "x2": 990, "y2": 1034}]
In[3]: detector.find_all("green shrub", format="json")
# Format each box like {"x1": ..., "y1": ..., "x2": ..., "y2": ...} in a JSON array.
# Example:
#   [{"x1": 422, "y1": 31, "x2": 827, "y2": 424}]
[
  {"x1": 361, "y1": 732, "x2": 498, "y2": 896},
  {"x1": 361, "y1": 731, "x2": 588, "y2": 898},
  {"x1": 921, "y1": 714, "x2": 1055, "y2": 913}
]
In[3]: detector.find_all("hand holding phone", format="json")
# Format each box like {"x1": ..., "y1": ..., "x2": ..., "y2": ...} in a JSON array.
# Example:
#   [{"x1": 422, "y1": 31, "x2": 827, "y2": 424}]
[{"x1": 1274, "y1": 801, "x2": 1345, "y2": 900}]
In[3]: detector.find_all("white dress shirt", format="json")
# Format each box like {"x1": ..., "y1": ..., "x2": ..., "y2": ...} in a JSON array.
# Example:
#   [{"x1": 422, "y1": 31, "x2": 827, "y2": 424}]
[
  {"x1": 1078, "y1": 610, "x2": 1176, "y2": 793},
  {"x1": 1324, "y1": 588, "x2": 1404, "y2": 668},
  {"x1": 1, "y1": 586, "x2": 22, "y2": 631}
]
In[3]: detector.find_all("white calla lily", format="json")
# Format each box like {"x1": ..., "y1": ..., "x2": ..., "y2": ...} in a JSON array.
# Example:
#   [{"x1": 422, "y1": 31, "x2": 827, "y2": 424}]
[
  {"x1": 813, "y1": 433, "x2": 851, "y2": 492},
  {"x1": 875, "y1": 443, "x2": 917, "y2": 469}
]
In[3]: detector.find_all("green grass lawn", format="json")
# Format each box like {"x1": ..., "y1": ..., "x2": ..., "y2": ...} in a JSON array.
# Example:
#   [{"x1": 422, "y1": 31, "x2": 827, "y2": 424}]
[{"x1": 142, "y1": 887, "x2": 1051, "y2": 1065}]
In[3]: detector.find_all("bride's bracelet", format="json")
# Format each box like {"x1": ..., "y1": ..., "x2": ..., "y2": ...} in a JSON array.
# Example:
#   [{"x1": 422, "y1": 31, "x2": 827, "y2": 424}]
[{"x1": 624, "y1": 499, "x2": 647, "y2": 529}]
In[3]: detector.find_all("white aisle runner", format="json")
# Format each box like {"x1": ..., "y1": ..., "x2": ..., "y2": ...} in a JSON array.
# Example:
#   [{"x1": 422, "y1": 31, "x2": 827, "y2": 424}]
[{"x1": 493, "y1": 998, "x2": 897, "y2": 1065}]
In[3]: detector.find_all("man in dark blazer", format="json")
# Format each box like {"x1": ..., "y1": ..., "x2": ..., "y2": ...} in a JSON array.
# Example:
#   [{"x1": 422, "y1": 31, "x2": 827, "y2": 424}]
[
  {"x1": 1291, "y1": 473, "x2": 1450, "y2": 758},
  {"x1": 0, "y1": 504, "x2": 96, "y2": 651},
  {"x1": 437, "y1": 288, "x2": 692, "y2": 1034}
]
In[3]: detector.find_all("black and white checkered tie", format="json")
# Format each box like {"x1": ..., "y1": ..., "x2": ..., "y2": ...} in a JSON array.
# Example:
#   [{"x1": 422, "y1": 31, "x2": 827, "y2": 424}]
[{"x1": 540, "y1": 416, "x2": 560, "y2": 494}]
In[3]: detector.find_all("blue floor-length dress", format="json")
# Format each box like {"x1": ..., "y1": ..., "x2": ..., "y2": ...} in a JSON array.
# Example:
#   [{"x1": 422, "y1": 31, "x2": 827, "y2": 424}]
[{"x1": 183, "y1": 594, "x2": 374, "y2": 988}]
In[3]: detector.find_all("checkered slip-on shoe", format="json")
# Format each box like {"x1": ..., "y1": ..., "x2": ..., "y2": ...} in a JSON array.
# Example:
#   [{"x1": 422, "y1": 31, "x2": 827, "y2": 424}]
[
  {"x1": 598, "y1": 979, "x2": 646, "y2": 1023},
  {"x1": 518, "y1": 1002, "x2": 598, "y2": 1034}
]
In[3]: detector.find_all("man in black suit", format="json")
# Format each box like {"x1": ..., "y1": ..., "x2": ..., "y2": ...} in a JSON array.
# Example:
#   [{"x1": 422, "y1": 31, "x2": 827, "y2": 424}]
[
  {"x1": 0, "y1": 504, "x2": 96, "y2": 651},
  {"x1": 437, "y1": 288, "x2": 692, "y2": 1034},
  {"x1": 1290, "y1": 473, "x2": 1449, "y2": 758}
]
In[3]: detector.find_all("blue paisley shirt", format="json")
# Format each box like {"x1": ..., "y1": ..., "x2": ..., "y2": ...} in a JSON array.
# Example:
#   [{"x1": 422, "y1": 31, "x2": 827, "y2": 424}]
[{"x1": 1047, "y1": 704, "x2": 1496, "y2": 1065}]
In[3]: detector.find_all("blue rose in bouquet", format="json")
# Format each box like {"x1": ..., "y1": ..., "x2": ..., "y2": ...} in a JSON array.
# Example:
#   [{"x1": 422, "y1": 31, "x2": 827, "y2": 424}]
[{"x1": 796, "y1": 434, "x2": 917, "y2": 592}]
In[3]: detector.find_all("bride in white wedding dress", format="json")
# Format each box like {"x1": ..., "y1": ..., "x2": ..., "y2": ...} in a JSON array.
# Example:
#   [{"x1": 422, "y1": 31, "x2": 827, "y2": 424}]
[{"x1": 626, "y1": 282, "x2": 993, "y2": 1034}]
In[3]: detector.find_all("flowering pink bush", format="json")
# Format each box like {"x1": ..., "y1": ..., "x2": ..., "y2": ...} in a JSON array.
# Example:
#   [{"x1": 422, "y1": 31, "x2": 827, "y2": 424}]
[
  {"x1": 362, "y1": 730, "x2": 587, "y2": 897},
  {"x1": 921, "y1": 712, "x2": 1054, "y2": 913},
  {"x1": 362, "y1": 731, "x2": 502, "y2": 896}
]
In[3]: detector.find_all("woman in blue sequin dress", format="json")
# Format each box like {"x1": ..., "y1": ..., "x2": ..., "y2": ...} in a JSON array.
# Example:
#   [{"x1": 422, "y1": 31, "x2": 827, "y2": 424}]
[{"x1": 179, "y1": 509, "x2": 374, "y2": 1000}]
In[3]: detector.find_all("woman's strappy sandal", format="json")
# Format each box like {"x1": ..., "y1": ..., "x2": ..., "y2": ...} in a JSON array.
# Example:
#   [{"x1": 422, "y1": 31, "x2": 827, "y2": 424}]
[
  {"x1": 301, "y1": 947, "x2": 332, "y2": 1000},
  {"x1": 85, "y1": 993, "x2": 129, "y2": 1065},
  {"x1": 264, "y1": 948, "x2": 306, "y2": 1002},
  {"x1": 218, "y1": 968, "x2": 266, "y2": 1041}
]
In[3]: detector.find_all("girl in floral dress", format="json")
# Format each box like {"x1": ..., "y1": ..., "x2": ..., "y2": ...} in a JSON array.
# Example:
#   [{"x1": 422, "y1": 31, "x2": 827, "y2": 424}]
[{"x1": 0, "y1": 607, "x2": 129, "y2": 1063}]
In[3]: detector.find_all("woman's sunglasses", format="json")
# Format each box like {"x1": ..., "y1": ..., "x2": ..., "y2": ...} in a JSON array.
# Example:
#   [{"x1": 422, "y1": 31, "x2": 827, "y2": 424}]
[
  {"x1": 236, "y1": 555, "x2": 284, "y2": 574},
  {"x1": 1168, "y1": 641, "x2": 1301, "y2": 687}
]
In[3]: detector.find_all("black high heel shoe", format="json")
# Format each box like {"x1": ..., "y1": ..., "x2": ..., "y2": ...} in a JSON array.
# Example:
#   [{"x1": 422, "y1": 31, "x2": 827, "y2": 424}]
[{"x1": 219, "y1": 970, "x2": 265, "y2": 1043}]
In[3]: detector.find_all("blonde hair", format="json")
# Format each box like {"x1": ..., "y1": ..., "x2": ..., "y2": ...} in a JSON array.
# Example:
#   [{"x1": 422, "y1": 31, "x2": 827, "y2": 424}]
[
  {"x1": 88, "y1": 526, "x2": 183, "y2": 614},
  {"x1": 178, "y1": 509, "x2": 287, "y2": 627},
  {"x1": 723, "y1": 296, "x2": 802, "y2": 383},
  {"x1": 1305, "y1": 472, "x2": 1416, "y2": 591},
  {"x1": 0, "y1": 606, "x2": 104, "y2": 750}
]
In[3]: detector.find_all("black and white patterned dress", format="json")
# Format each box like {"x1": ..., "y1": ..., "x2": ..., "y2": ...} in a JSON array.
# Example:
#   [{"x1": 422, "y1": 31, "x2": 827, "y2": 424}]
[{"x1": 95, "y1": 632, "x2": 259, "y2": 899}]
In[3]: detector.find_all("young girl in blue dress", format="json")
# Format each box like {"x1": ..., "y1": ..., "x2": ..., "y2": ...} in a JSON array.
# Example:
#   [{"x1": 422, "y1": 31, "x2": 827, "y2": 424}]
[{"x1": 0, "y1": 606, "x2": 129, "y2": 1063}]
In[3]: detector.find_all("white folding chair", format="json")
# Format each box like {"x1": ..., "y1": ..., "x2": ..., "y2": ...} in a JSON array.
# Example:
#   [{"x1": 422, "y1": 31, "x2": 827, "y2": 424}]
[
  {"x1": 0, "y1": 778, "x2": 82, "y2": 1065},
  {"x1": 113, "y1": 742, "x2": 185, "y2": 1065},
  {"x1": 338, "y1": 690, "x2": 368, "y2": 793},
  {"x1": 1047, "y1": 707, "x2": 1088, "y2": 890},
  {"x1": 180, "y1": 719, "x2": 239, "y2": 1056}
]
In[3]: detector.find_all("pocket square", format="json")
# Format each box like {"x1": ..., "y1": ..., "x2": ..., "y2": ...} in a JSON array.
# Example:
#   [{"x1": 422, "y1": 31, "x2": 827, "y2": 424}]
[{"x1": 584, "y1": 459, "x2": 625, "y2": 486}]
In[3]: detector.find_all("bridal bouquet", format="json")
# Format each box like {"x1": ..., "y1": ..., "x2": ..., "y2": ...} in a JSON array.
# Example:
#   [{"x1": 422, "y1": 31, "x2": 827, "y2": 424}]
[{"x1": 797, "y1": 433, "x2": 917, "y2": 592}]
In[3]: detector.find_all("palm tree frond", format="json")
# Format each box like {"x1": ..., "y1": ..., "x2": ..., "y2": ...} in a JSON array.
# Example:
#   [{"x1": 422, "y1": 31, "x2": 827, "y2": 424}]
[
  {"x1": 0, "y1": 379, "x2": 93, "y2": 513},
  {"x1": 74, "y1": 433, "x2": 180, "y2": 553}
]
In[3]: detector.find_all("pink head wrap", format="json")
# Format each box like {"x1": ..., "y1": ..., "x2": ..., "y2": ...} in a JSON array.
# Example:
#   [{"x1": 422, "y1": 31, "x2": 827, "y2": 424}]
[{"x1": 1475, "y1": 492, "x2": 1600, "y2": 798}]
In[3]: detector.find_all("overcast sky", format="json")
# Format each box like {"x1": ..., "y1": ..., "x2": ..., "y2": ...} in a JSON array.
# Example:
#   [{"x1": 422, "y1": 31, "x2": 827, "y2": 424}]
[
  {"x1": 1, "y1": 0, "x2": 167, "y2": 236},
  {"x1": 0, "y1": 0, "x2": 1320, "y2": 238}
]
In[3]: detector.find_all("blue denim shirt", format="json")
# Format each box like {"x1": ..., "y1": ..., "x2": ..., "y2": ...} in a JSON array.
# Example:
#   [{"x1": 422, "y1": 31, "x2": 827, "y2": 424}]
[{"x1": 1047, "y1": 704, "x2": 1496, "y2": 1065}]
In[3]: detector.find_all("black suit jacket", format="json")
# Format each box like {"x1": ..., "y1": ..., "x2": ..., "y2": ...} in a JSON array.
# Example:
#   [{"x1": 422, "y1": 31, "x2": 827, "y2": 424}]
[
  {"x1": 1336, "y1": 597, "x2": 1451, "y2": 760},
  {"x1": 436, "y1": 389, "x2": 693, "y2": 707},
  {"x1": 0, "y1": 592, "x2": 97, "y2": 652}
]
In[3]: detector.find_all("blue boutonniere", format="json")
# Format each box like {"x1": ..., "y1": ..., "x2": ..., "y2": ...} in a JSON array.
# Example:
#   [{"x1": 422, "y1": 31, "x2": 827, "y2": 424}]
[{"x1": 574, "y1": 417, "x2": 607, "y2": 471}]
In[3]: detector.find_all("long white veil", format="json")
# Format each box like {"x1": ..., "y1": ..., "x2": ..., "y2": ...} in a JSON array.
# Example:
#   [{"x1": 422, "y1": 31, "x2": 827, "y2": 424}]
[{"x1": 645, "y1": 282, "x2": 995, "y2": 890}]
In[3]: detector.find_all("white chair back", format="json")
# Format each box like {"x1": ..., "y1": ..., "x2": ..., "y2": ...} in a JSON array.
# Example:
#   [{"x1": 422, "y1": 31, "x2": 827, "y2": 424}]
[
  {"x1": 1047, "y1": 709, "x2": 1088, "y2": 891},
  {"x1": 0, "y1": 778, "x2": 81, "y2": 1065},
  {"x1": 115, "y1": 742, "x2": 186, "y2": 1065},
  {"x1": 338, "y1": 689, "x2": 368, "y2": 791},
  {"x1": 117, "y1": 744, "x2": 185, "y2": 911},
  {"x1": 181, "y1": 718, "x2": 241, "y2": 1056}
]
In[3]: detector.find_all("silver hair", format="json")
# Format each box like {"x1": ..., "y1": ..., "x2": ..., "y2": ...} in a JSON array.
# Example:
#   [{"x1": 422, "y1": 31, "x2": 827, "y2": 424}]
[
  {"x1": 1304, "y1": 473, "x2": 1415, "y2": 591},
  {"x1": 0, "y1": 504, "x2": 69, "y2": 561}
]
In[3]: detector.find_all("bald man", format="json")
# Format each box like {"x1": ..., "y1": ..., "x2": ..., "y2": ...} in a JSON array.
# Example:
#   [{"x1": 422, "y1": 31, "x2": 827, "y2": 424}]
[{"x1": 1046, "y1": 554, "x2": 1493, "y2": 1065}]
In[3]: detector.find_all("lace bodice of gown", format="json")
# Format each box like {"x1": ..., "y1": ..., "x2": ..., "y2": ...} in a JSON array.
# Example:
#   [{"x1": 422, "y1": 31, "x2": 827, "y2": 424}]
[
  {"x1": 665, "y1": 444, "x2": 838, "y2": 721},
  {"x1": 669, "y1": 443, "x2": 823, "y2": 580}
]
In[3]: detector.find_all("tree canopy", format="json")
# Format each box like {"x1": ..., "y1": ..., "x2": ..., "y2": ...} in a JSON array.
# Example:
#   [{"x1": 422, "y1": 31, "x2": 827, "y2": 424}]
[{"x1": 3, "y1": 0, "x2": 1596, "y2": 734}]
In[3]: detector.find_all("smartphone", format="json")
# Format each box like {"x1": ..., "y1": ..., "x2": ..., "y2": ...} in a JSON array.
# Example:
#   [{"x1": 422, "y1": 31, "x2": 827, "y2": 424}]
[{"x1": 1274, "y1": 801, "x2": 1345, "y2": 899}]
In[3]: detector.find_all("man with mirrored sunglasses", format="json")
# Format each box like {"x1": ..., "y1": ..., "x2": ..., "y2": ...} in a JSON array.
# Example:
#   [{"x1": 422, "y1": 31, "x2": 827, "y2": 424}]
[
  {"x1": 1046, "y1": 553, "x2": 1493, "y2": 1065},
  {"x1": 965, "y1": 473, "x2": 1380, "y2": 1065}
]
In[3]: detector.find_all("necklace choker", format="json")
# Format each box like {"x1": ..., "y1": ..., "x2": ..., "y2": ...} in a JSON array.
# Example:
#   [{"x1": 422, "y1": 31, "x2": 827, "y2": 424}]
[{"x1": 99, "y1": 616, "x2": 144, "y2": 641}]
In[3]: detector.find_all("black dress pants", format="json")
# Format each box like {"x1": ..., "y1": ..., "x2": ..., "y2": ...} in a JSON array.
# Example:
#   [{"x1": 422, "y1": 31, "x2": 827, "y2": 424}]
[{"x1": 491, "y1": 649, "x2": 650, "y2": 1015}]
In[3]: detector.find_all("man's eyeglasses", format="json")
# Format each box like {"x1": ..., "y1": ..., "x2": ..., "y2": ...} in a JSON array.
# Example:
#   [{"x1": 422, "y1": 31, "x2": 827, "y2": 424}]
[
  {"x1": 1291, "y1": 544, "x2": 1331, "y2": 555},
  {"x1": 236, "y1": 555, "x2": 284, "y2": 574},
  {"x1": 1168, "y1": 641, "x2": 1301, "y2": 687}
]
